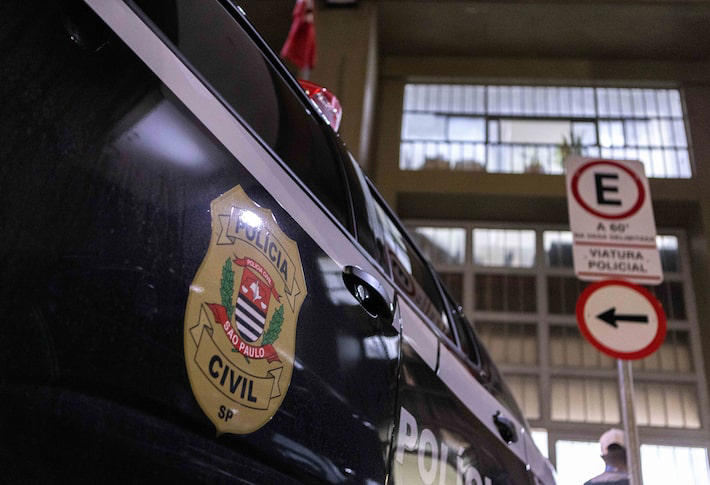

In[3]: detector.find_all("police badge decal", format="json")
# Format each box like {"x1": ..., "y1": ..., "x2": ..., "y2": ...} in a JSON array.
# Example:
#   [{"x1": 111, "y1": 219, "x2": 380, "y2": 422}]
[{"x1": 184, "y1": 186, "x2": 307, "y2": 434}]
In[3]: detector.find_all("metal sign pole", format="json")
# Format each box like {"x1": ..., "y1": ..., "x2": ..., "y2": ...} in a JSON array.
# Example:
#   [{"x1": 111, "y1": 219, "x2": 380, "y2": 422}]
[{"x1": 618, "y1": 359, "x2": 642, "y2": 485}]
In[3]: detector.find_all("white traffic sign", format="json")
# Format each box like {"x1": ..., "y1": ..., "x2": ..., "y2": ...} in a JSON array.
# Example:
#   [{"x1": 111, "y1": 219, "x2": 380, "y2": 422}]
[
  {"x1": 565, "y1": 156, "x2": 663, "y2": 284},
  {"x1": 576, "y1": 279, "x2": 666, "y2": 360}
]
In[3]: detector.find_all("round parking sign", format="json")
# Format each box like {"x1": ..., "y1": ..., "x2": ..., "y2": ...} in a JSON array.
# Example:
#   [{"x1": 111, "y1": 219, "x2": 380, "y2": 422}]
[
  {"x1": 571, "y1": 160, "x2": 645, "y2": 220},
  {"x1": 576, "y1": 279, "x2": 666, "y2": 360}
]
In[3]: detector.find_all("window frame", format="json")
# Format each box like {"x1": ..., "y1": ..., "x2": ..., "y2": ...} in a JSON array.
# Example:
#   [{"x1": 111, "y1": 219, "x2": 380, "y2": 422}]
[{"x1": 399, "y1": 83, "x2": 692, "y2": 178}]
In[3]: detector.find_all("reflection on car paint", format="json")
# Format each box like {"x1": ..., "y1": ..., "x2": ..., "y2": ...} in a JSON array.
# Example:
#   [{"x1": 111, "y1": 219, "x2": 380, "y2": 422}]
[
  {"x1": 396, "y1": 407, "x2": 492, "y2": 485},
  {"x1": 389, "y1": 249, "x2": 449, "y2": 334}
]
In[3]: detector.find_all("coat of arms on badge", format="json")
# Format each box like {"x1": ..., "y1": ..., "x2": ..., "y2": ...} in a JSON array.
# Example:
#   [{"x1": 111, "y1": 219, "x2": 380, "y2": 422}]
[{"x1": 184, "y1": 185, "x2": 307, "y2": 435}]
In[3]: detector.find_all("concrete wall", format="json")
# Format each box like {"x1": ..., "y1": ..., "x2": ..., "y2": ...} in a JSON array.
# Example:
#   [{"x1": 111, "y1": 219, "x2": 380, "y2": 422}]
[{"x1": 309, "y1": 2, "x2": 378, "y2": 170}]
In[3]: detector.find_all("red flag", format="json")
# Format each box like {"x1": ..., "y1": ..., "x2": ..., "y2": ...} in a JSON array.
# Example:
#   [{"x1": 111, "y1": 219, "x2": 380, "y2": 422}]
[{"x1": 280, "y1": 0, "x2": 316, "y2": 71}]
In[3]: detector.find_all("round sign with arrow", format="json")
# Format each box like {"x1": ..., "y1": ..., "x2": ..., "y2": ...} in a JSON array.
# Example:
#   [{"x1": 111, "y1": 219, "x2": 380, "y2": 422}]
[{"x1": 576, "y1": 279, "x2": 667, "y2": 360}]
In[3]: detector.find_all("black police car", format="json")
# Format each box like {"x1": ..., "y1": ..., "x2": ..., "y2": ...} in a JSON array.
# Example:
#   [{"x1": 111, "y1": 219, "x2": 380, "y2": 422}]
[{"x1": 0, "y1": 1, "x2": 556, "y2": 483}]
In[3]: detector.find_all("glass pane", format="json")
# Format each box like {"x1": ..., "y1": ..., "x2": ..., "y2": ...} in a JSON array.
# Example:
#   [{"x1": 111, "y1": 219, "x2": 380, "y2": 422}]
[
  {"x1": 531, "y1": 429, "x2": 549, "y2": 459},
  {"x1": 607, "y1": 88, "x2": 622, "y2": 116},
  {"x1": 673, "y1": 120, "x2": 688, "y2": 147},
  {"x1": 403, "y1": 84, "x2": 416, "y2": 111},
  {"x1": 475, "y1": 274, "x2": 536, "y2": 312},
  {"x1": 425, "y1": 85, "x2": 440, "y2": 111},
  {"x1": 633, "y1": 330, "x2": 693, "y2": 373},
  {"x1": 624, "y1": 119, "x2": 638, "y2": 146},
  {"x1": 422, "y1": 143, "x2": 453, "y2": 169},
  {"x1": 498, "y1": 119, "x2": 572, "y2": 144},
  {"x1": 632, "y1": 89, "x2": 646, "y2": 117},
  {"x1": 448, "y1": 116, "x2": 485, "y2": 141},
  {"x1": 657, "y1": 90, "x2": 672, "y2": 117},
  {"x1": 678, "y1": 149, "x2": 692, "y2": 178},
  {"x1": 634, "y1": 120, "x2": 650, "y2": 146},
  {"x1": 399, "y1": 142, "x2": 417, "y2": 169},
  {"x1": 551, "y1": 377, "x2": 619, "y2": 424},
  {"x1": 505, "y1": 375, "x2": 540, "y2": 420},
  {"x1": 669, "y1": 90, "x2": 684, "y2": 117},
  {"x1": 414, "y1": 85, "x2": 428, "y2": 111},
  {"x1": 401, "y1": 113, "x2": 446, "y2": 140},
  {"x1": 477, "y1": 321, "x2": 538, "y2": 365},
  {"x1": 620, "y1": 89, "x2": 633, "y2": 115},
  {"x1": 499, "y1": 86, "x2": 512, "y2": 114},
  {"x1": 656, "y1": 235, "x2": 679, "y2": 272},
  {"x1": 439, "y1": 272, "x2": 464, "y2": 304},
  {"x1": 599, "y1": 120, "x2": 625, "y2": 147},
  {"x1": 473, "y1": 228, "x2": 536, "y2": 267},
  {"x1": 450, "y1": 143, "x2": 486, "y2": 170},
  {"x1": 550, "y1": 326, "x2": 614, "y2": 369},
  {"x1": 543, "y1": 230, "x2": 573, "y2": 267},
  {"x1": 438, "y1": 84, "x2": 453, "y2": 112},
  {"x1": 646, "y1": 281, "x2": 686, "y2": 320},
  {"x1": 410, "y1": 226, "x2": 466, "y2": 265},
  {"x1": 572, "y1": 122, "x2": 597, "y2": 145},
  {"x1": 635, "y1": 382, "x2": 700, "y2": 428},
  {"x1": 641, "y1": 445, "x2": 710, "y2": 485},
  {"x1": 556, "y1": 441, "x2": 603, "y2": 485},
  {"x1": 548, "y1": 276, "x2": 589, "y2": 314},
  {"x1": 488, "y1": 120, "x2": 499, "y2": 143}
]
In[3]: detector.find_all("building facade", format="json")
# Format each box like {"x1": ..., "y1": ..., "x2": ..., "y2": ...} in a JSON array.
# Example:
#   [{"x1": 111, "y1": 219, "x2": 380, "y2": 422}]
[{"x1": 246, "y1": 0, "x2": 710, "y2": 481}]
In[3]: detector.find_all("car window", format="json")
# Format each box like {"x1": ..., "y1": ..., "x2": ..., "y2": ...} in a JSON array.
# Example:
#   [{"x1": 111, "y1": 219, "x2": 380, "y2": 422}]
[
  {"x1": 129, "y1": 0, "x2": 352, "y2": 230},
  {"x1": 341, "y1": 150, "x2": 384, "y2": 264},
  {"x1": 370, "y1": 192, "x2": 451, "y2": 338},
  {"x1": 442, "y1": 287, "x2": 480, "y2": 366}
]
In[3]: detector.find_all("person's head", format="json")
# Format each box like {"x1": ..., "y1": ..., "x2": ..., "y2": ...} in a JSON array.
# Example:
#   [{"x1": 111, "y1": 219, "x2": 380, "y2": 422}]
[{"x1": 599, "y1": 428, "x2": 627, "y2": 469}]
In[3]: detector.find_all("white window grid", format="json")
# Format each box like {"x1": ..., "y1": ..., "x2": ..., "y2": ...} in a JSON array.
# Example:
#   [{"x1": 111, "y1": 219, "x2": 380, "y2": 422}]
[
  {"x1": 400, "y1": 84, "x2": 693, "y2": 178},
  {"x1": 405, "y1": 220, "x2": 710, "y2": 467}
]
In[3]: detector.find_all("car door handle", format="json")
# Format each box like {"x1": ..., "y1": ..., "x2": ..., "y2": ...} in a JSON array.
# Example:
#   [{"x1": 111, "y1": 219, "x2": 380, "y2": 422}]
[
  {"x1": 342, "y1": 266, "x2": 393, "y2": 322},
  {"x1": 493, "y1": 411, "x2": 519, "y2": 444}
]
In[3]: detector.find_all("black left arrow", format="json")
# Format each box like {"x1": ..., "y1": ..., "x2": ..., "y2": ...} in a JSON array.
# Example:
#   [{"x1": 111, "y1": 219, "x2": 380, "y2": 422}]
[{"x1": 597, "y1": 308, "x2": 649, "y2": 328}]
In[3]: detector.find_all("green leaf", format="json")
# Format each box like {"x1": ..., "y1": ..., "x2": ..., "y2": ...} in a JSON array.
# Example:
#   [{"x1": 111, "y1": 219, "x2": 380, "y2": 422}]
[
  {"x1": 262, "y1": 304, "x2": 284, "y2": 346},
  {"x1": 220, "y1": 258, "x2": 234, "y2": 317}
]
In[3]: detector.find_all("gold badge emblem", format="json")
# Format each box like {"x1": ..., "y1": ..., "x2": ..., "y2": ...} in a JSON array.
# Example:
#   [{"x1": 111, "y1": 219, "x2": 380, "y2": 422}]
[{"x1": 184, "y1": 186, "x2": 307, "y2": 434}]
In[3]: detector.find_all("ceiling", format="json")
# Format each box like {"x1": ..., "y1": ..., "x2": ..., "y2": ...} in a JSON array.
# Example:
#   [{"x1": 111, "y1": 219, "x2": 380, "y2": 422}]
[
  {"x1": 240, "y1": 0, "x2": 710, "y2": 62},
  {"x1": 378, "y1": 1, "x2": 710, "y2": 61}
]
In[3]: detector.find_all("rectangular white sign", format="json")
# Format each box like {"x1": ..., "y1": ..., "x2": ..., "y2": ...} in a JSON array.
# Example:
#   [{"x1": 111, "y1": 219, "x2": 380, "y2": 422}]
[{"x1": 565, "y1": 156, "x2": 663, "y2": 285}]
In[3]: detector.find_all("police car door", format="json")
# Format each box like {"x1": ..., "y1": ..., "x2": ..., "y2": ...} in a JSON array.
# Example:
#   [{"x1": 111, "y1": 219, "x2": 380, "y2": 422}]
[
  {"x1": 75, "y1": 0, "x2": 400, "y2": 481},
  {"x1": 367, "y1": 196, "x2": 531, "y2": 484}
]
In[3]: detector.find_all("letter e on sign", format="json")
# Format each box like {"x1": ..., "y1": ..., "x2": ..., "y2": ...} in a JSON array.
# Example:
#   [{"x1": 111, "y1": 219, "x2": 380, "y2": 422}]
[{"x1": 571, "y1": 160, "x2": 645, "y2": 219}]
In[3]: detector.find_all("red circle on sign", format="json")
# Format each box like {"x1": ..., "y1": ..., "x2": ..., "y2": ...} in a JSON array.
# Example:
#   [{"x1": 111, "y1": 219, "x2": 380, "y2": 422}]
[
  {"x1": 576, "y1": 279, "x2": 666, "y2": 360},
  {"x1": 571, "y1": 160, "x2": 645, "y2": 220}
]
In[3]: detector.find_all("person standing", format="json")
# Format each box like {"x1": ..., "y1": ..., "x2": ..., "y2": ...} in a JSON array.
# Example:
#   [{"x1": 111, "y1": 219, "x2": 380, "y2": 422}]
[{"x1": 584, "y1": 428, "x2": 630, "y2": 485}]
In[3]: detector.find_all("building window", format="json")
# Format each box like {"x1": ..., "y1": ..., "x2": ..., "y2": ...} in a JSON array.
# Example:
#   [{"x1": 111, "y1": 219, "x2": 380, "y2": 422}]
[
  {"x1": 410, "y1": 226, "x2": 466, "y2": 265},
  {"x1": 407, "y1": 222, "x2": 709, "y2": 471},
  {"x1": 400, "y1": 84, "x2": 691, "y2": 178},
  {"x1": 556, "y1": 441, "x2": 710, "y2": 485},
  {"x1": 641, "y1": 445, "x2": 710, "y2": 485},
  {"x1": 473, "y1": 228, "x2": 536, "y2": 267},
  {"x1": 478, "y1": 321, "x2": 538, "y2": 365},
  {"x1": 551, "y1": 377, "x2": 620, "y2": 424}
]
